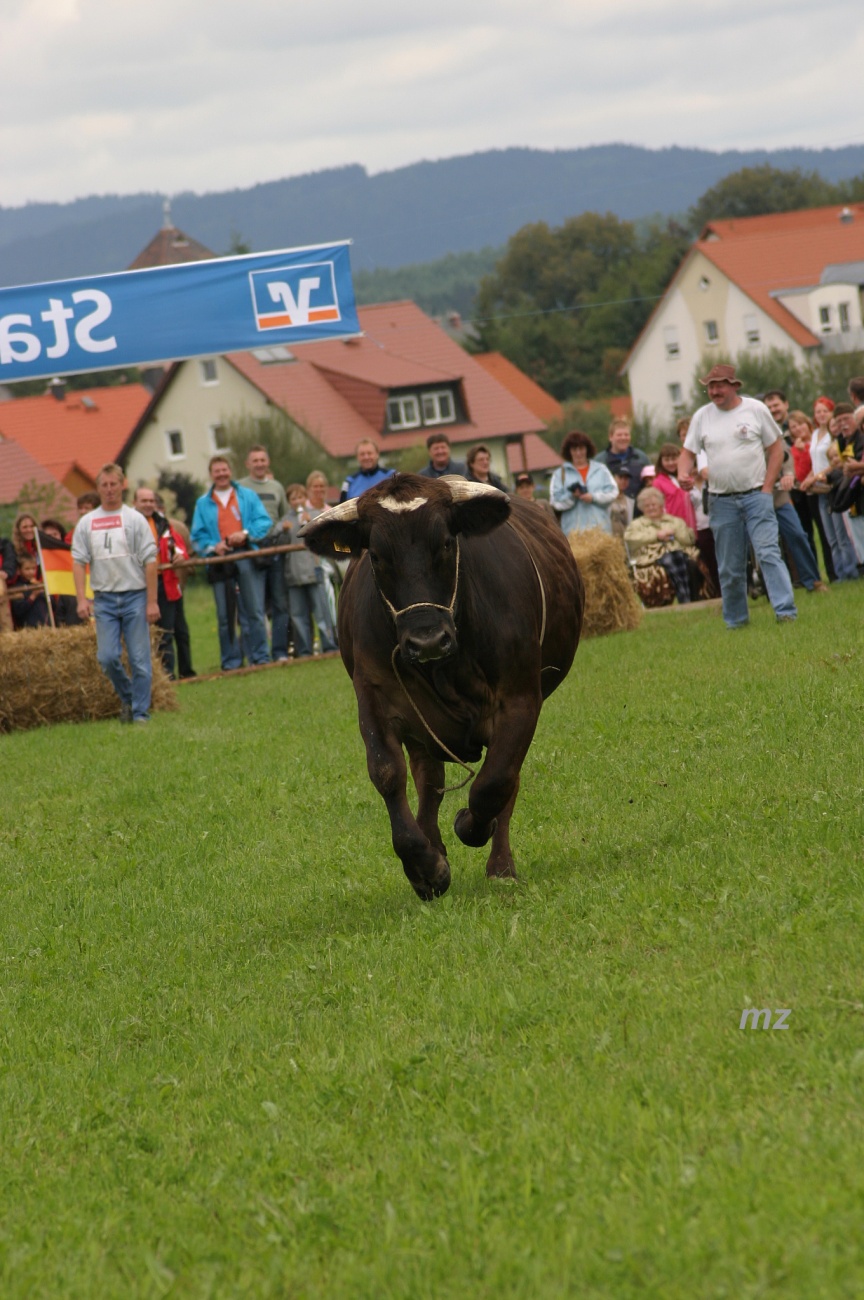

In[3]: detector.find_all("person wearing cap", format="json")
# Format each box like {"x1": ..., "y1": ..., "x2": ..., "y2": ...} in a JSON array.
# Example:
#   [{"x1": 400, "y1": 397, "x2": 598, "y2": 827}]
[
  {"x1": 678, "y1": 364, "x2": 797, "y2": 627},
  {"x1": 513, "y1": 471, "x2": 556, "y2": 520}
]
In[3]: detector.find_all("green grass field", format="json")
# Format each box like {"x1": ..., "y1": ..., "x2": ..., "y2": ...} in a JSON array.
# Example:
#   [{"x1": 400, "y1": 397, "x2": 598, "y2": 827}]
[{"x1": 2, "y1": 586, "x2": 864, "y2": 1298}]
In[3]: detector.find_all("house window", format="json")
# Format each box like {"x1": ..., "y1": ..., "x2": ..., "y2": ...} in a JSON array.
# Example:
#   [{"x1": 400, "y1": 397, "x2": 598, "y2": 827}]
[
  {"x1": 699, "y1": 276, "x2": 711, "y2": 291},
  {"x1": 209, "y1": 422, "x2": 229, "y2": 454},
  {"x1": 386, "y1": 395, "x2": 421, "y2": 430},
  {"x1": 819, "y1": 306, "x2": 832, "y2": 333},
  {"x1": 704, "y1": 320, "x2": 719, "y2": 344},
  {"x1": 420, "y1": 390, "x2": 456, "y2": 425},
  {"x1": 744, "y1": 313, "x2": 760, "y2": 346},
  {"x1": 166, "y1": 429, "x2": 185, "y2": 459},
  {"x1": 663, "y1": 326, "x2": 680, "y2": 358},
  {"x1": 839, "y1": 302, "x2": 851, "y2": 333},
  {"x1": 199, "y1": 358, "x2": 218, "y2": 385},
  {"x1": 668, "y1": 383, "x2": 683, "y2": 407}
]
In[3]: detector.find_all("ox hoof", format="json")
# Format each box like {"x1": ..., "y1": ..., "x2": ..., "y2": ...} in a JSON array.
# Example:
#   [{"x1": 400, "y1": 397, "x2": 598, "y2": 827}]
[
  {"x1": 486, "y1": 856, "x2": 518, "y2": 880},
  {"x1": 454, "y1": 808, "x2": 497, "y2": 849},
  {"x1": 406, "y1": 854, "x2": 451, "y2": 901}
]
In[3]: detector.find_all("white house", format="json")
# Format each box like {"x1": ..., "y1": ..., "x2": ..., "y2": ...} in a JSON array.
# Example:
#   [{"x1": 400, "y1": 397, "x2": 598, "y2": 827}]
[{"x1": 623, "y1": 203, "x2": 864, "y2": 430}]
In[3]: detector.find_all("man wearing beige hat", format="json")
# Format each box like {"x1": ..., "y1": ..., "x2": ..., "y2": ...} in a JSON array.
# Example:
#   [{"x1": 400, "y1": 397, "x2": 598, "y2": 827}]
[{"x1": 678, "y1": 364, "x2": 796, "y2": 628}]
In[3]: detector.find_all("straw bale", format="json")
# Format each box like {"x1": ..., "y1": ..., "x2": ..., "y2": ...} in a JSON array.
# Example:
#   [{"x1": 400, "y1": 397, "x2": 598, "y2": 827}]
[
  {"x1": 568, "y1": 528, "x2": 642, "y2": 639},
  {"x1": 0, "y1": 624, "x2": 177, "y2": 733}
]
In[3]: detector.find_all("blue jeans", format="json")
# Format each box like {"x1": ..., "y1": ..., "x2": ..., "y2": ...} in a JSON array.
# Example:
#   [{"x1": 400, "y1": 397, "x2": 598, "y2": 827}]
[
  {"x1": 263, "y1": 556, "x2": 290, "y2": 659},
  {"x1": 288, "y1": 581, "x2": 338, "y2": 657},
  {"x1": 819, "y1": 499, "x2": 859, "y2": 581},
  {"x1": 93, "y1": 588, "x2": 152, "y2": 720},
  {"x1": 775, "y1": 502, "x2": 820, "y2": 589},
  {"x1": 212, "y1": 557, "x2": 271, "y2": 670},
  {"x1": 709, "y1": 491, "x2": 797, "y2": 626}
]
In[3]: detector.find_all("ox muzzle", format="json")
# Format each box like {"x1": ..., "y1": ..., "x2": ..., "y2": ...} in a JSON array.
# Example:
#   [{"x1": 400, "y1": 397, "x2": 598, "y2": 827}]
[{"x1": 397, "y1": 608, "x2": 457, "y2": 665}]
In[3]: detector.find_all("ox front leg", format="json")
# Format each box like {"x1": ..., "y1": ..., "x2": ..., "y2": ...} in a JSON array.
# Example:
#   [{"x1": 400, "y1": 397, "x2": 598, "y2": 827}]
[
  {"x1": 454, "y1": 697, "x2": 537, "y2": 867},
  {"x1": 359, "y1": 699, "x2": 451, "y2": 900},
  {"x1": 406, "y1": 739, "x2": 449, "y2": 864}
]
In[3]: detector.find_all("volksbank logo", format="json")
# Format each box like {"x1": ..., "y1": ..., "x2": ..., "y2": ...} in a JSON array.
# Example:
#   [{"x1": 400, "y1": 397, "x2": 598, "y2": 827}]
[{"x1": 249, "y1": 262, "x2": 341, "y2": 332}]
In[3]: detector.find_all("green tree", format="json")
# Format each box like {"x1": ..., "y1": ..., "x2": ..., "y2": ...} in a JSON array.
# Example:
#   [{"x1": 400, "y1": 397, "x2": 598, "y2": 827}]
[
  {"x1": 223, "y1": 410, "x2": 344, "y2": 492},
  {"x1": 687, "y1": 347, "x2": 864, "y2": 412},
  {"x1": 4, "y1": 369, "x2": 143, "y2": 399},
  {"x1": 472, "y1": 213, "x2": 688, "y2": 402},
  {"x1": 155, "y1": 471, "x2": 205, "y2": 524},
  {"x1": 0, "y1": 478, "x2": 75, "y2": 536},
  {"x1": 688, "y1": 165, "x2": 848, "y2": 234}
]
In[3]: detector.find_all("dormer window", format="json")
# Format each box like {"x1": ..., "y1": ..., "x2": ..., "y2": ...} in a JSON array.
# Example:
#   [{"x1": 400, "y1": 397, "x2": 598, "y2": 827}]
[
  {"x1": 386, "y1": 387, "x2": 457, "y2": 432},
  {"x1": 386, "y1": 396, "x2": 421, "y2": 430},
  {"x1": 421, "y1": 391, "x2": 455, "y2": 425}
]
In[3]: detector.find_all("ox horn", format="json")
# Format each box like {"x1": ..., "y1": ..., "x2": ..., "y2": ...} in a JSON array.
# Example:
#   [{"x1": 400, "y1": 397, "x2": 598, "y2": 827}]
[
  {"x1": 440, "y1": 475, "x2": 508, "y2": 501},
  {"x1": 309, "y1": 497, "x2": 359, "y2": 525}
]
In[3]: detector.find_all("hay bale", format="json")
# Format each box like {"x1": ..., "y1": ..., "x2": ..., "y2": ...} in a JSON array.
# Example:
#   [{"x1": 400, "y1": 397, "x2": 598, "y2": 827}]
[
  {"x1": 568, "y1": 528, "x2": 642, "y2": 639},
  {"x1": 0, "y1": 624, "x2": 177, "y2": 733}
]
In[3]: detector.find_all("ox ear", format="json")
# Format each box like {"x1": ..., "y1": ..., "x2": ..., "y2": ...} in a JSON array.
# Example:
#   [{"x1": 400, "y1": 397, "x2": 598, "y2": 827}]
[
  {"x1": 443, "y1": 478, "x2": 511, "y2": 537},
  {"x1": 301, "y1": 503, "x2": 369, "y2": 559}
]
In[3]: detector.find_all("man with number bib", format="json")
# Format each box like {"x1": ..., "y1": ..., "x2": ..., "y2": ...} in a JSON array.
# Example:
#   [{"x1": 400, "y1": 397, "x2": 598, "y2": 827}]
[{"x1": 72, "y1": 463, "x2": 160, "y2": 723}]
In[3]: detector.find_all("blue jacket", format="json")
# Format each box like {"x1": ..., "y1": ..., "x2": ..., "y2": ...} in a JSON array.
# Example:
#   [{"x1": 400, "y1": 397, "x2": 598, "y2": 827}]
[
  {"x1": 550, "y1": 460, "x2": 618, "y2": 535},
  {"x1": 190, "y1": 481, "x2": 273, "y2": 555},
  {"x1": 340, "y1": 465, "x2": 395, "y2": 501}
]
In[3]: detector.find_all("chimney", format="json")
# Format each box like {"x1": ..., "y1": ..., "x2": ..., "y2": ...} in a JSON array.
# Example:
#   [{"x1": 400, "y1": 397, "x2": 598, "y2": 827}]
[{"x1": 47, "y1": 377, "x2": 66, "y2": 401}]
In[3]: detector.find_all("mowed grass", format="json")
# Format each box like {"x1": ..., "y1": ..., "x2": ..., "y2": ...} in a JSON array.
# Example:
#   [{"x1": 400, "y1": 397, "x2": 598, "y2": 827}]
[{"x1": 2, "y1": 586, "x2": 864, "y2": 1298}]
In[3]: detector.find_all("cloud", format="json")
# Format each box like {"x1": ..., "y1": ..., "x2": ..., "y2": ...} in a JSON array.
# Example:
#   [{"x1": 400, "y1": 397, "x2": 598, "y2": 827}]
[{"x1": 0, "y1": 0, "x2": 862, "y2": 207}]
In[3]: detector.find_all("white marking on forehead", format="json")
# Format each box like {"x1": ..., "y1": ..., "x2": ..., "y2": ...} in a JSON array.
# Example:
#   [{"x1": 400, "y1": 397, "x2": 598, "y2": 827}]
[{"x1": 379, "y1": 495, "x2": 429, "y2": 513}]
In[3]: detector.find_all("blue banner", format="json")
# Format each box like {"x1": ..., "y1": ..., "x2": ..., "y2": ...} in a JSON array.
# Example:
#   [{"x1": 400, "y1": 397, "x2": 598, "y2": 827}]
[{"x1": 0, "y1": 242, "x2": 359, "y2": 382}]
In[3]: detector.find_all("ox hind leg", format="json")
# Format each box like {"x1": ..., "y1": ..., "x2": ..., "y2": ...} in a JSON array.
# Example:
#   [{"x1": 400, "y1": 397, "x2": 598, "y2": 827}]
[
  {"x1": 485, "y1": 777, "x2": 519, "y2": 880},
  {"x1": 454, "y1": 696, "x2": 536, "y2": 875},
  {"x1": 358, "y1": 697, "x2": 451, "y2": 901}
]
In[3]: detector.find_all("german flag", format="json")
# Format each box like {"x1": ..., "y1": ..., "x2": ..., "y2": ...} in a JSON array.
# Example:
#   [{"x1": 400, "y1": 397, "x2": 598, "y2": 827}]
[{"x1": 36, "y1": 530, "x2": 77, "y2": 598}]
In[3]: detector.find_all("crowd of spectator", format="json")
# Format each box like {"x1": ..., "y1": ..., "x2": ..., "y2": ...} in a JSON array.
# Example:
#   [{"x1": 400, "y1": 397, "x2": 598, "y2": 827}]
[{"x1": 3, "y1": 374, "x2": 864, "y2": 705}]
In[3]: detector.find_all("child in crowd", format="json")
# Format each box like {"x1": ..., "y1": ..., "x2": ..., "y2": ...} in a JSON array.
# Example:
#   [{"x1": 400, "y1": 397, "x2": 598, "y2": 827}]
[
  {"x1": 609, "y1": 467, "x2": 634, "y2": 539},
  {"x1": 10, "y1": 554, "x2": 50, "y2": 629}
]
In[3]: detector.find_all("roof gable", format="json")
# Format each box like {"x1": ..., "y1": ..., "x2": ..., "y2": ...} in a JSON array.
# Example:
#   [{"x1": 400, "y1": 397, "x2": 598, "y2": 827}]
[
  {"x1": 625, "y1": 203, "x2": 864, "y2": 371},
  {"x1": 0, "y1": 385, "x2": 152, "y2": 481},
  {"x1": 0, "y1": 437, "x2": 77, "y2": 514},
  {"x1": 226, "y1": 301, "x2": 545, "y2": 457}
]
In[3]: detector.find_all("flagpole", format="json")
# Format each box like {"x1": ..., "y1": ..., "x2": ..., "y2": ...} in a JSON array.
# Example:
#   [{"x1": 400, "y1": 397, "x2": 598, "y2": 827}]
[{"x1": 34, "y1": 531, "x2": 57, "y2": 629}]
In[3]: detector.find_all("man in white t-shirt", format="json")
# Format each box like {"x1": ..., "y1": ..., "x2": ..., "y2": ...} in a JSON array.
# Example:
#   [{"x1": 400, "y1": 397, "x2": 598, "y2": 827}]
[
  {"x1": 679, "y1": 364, "x2": 796, "y2": 628},
  {"x1": 72, "y1": 463, "x2": 160, "y2": 722}
]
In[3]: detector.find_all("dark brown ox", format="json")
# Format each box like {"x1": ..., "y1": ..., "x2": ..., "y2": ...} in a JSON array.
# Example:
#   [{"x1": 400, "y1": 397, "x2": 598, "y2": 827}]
[{"x1": 302, "y1": 473, "x2": 584, "y2": 899}]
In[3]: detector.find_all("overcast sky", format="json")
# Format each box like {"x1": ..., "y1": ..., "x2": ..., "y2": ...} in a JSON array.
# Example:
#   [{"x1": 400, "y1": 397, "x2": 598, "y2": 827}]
[{"x1": 1, "y1": 0, "x2": 862, "y2": 209}]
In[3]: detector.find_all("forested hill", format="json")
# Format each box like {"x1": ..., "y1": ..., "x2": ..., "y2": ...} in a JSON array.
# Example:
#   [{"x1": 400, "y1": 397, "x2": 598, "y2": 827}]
[{"x1": 2, "y1": 142, "x2": 864, "y2": 288}]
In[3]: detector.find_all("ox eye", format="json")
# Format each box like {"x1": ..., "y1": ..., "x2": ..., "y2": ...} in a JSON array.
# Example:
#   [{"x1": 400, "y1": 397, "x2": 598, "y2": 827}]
[{"x1": 369, "y1": 550, "x2": 379, "y2": 564}]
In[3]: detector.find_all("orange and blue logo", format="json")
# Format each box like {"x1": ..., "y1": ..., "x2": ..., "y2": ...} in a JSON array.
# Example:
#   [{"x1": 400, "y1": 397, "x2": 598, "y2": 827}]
[{"x1": 249, "y1": 261, "x2": 342, "y2": 332}]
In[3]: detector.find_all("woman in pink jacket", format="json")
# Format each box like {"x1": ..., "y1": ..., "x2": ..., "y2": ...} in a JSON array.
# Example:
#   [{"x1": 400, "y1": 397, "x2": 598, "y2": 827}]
[{"x1": 653, "y1": 443, "x2": 697, "y2": 529}]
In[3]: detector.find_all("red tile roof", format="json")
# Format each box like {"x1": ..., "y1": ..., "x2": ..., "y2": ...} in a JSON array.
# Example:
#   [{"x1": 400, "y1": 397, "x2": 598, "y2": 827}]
[
  {"x1": 127, "y1": 225, "x2": 216, "y2": 270},
  {"x1": 225, "y1": 301, "x2": 546, "y2": 458},
  {"x1": 0, "y1": 385, "x2": 152, "y2": 482},
  {"x1": 625, "y1": 203, "x2": 864, "y2": 371},
  {"x1": 698, "y1": 204, "x2": 864, "y2": 349},
  {"x1": 472, "y1": 352, "x2": 564, "y2": 423},
  {"x1": 0, "y1": 438, "x2": 77, "y2": 514},
  {"x1": 505, "y1": 433, "x2": 562, "y2": 476}
]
